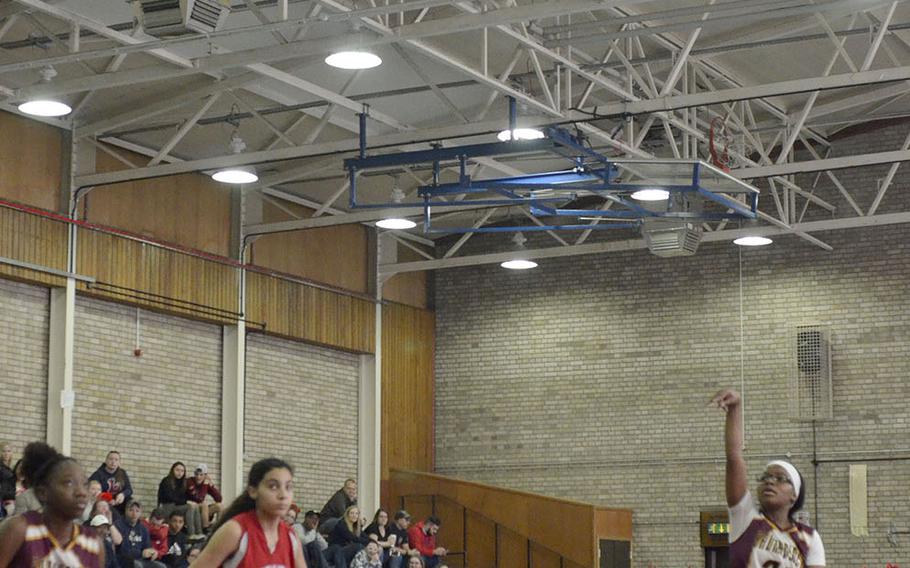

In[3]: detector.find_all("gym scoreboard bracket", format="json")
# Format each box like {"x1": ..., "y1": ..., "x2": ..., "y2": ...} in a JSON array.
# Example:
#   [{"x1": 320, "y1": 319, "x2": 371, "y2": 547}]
[{"x1": 700, "y1": 510, "x2": 731, "y2": 548}]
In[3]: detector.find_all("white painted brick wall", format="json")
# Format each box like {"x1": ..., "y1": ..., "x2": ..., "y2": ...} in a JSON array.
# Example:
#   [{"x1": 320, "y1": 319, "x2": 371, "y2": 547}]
[
  {"x1": 245, "y1": 332, "x2": 360, "y2": 512},
  {"x1": 71, "y1": 297, "x2": 223, "y2": 510},
  {"x1": 0, "y1": 279, "x2": 49, "y2": 460}
]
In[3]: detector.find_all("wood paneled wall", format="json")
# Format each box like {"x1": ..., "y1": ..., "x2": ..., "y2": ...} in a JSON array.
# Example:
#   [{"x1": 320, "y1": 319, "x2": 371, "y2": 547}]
[
  {"x1": 0, "y1": 206, "x2": 67, "y2": 286},
  {"x1": 85, "y1": 148, "x2": 233, "y2": 257},
  {"x1": 381, "y1": 244, "x2": 429, "y2": 308},
  {"x1": 245, "y1": 270, "x2": 375, "y2": 353},
  {"x1": 251, "y1": 200, "x2": 369, "y2": 294},
  {"x1": 380, "y1": 302, "x2": 435, "y2": 482},
  {"x1": 387, "y1": 470, "x2": 633, "y2": 568},
  {"x1": 0, "y1": 111, "x2": 62, "y2": 212}
]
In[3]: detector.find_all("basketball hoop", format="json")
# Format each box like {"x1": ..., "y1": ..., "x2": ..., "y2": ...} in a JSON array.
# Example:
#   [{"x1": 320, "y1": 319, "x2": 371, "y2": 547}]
[{"x1": 709, "y1": 117, "x2": 734, "y2": 172}]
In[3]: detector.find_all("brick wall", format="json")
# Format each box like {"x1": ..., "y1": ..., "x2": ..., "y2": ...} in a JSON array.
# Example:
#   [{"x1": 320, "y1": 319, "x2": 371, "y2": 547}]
[
  {"x1": 434, "y1": 125, "x2": 910, "y2": 566},
  {"x1": 71, "y1": 297, "x2": 223, "y2": 509},
  {"x1": 0, "y1": 279, "x2": 49, "y2": 461},
  {"x1": 245, "y1": 332, "x2": 361, "y2": 512}
]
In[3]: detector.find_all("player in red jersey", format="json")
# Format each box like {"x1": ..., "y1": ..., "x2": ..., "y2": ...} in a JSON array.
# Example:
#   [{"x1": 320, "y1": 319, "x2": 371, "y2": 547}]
[
  {"x1": 194, "y1": 458, "x2": 306, "y2": 568},
  {"x1": 0, "y1": 441, "x2": 104, "y2": 568}
]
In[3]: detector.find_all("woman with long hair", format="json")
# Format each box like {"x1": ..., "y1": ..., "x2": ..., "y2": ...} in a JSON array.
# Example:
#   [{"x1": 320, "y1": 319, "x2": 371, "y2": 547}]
[
  {"x1": 326, "y1": 505, "x2": 368, "y2": 568},
  {"x1": 364, "y1": 509, "x2": 396, "y2": 564},
  {"x1": 0, "y1": 442, "x2": 15, "y2": 517},
  {"x1": 711, "y1": 388, "x2": 825, "y2": 567},
  {"x1": 156, "y1": 461, "x2": 204, "y2": 540},
  {"x1": 0, "y1": 441, "x2": 104, "y2": 567},
  {"x1": 193, "y1": 457, "x2": 305, "y2": 567}
]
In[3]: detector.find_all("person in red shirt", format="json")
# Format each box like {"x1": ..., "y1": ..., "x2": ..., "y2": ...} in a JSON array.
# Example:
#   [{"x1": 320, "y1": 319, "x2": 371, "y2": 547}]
[
  {"x1": 193, "y1": 457, "x2": 305, "y2": 568},
  {"x1": 143, "y1": 508, "x2": 170, "y2": 560},
  {"x1": 407, "y1": 516, "x2": 447, "y2": 568},
  {"x1": 185, "y1": 464, "x2": 222, "y2": 535}
]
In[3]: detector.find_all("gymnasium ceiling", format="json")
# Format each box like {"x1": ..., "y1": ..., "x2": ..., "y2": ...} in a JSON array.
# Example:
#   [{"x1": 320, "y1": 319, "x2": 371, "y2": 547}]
[{"x1": 2, "y1": 0, "x2": 910, "y2": 270}]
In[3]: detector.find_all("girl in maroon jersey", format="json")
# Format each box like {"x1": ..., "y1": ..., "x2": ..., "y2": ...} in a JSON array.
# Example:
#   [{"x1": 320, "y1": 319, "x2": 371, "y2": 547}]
[
  {"x1": 0, "y1": 442, "x2": 104, "y2": 568},
  {"x1": 194, "y1": 458, "x2": 306, "y2": 568}
]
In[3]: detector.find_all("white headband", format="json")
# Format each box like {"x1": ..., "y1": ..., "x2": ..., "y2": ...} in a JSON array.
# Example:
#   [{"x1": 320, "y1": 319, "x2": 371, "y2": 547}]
[{"x1": 766, "y1": 460, "x2": 801, "y2": 497}]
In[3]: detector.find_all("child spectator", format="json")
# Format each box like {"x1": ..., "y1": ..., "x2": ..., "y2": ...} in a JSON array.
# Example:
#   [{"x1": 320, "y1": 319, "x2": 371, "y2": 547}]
[
  {"x1": 0, "y1": 442, "x2": 104, "y2": 567},
  {"x1": 162, "y1": 510, "x2": 189, "y2": 568},
  {"x1": 144, "y1": 508, "x2": 170, "y2": 560},
  {"x1": 185, "y1": 464, "x2": 222, "y2": 536},
  {"x1": 91, "y1": 514, "x2": 119, "y2": 568},
  {"x1": 0, "y1": 442, "x2": 14, "y2": 517},
  {"x1": 82, "y1": 479, "x2": 103, "y2": 523},
  {"x1": 89, "y1": 451, "x2": 133, "y2": 515},
  {"x1": 114, "y1": 499, "x2": 166, "y2": 568},
  {"x1": 350, "y1": 541, "x2": 383, "y2": 568}
]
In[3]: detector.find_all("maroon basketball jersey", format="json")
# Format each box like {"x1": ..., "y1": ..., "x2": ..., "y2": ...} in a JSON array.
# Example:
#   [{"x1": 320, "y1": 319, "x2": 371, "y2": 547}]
[{"x1": 9, "y1": 510, "x2": 103, "y2": 568}]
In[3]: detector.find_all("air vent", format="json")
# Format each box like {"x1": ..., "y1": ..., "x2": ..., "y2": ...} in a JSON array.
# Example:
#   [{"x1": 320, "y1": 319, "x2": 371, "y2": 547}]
[
  {"x1": 135, "y1": 0, "x2": 231, "y2": 36},
  {"x1": 641, "y1": 218, "x2": 702, "y2": 257},
  {"x1": 790, "y1": 324, "x2": 833, "y2": 421}
]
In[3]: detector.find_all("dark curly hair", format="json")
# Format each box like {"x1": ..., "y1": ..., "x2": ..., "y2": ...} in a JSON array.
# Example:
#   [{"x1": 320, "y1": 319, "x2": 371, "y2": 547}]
[{"x1": 20, "y1": 442, "x2": 75, "y2": 489}]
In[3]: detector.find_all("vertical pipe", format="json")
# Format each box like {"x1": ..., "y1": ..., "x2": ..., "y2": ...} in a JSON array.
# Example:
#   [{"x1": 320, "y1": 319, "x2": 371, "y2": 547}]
[
  {"x1": 508, "y1": 96, "x2": 517, "y2": 134},
  {"x1": 359, "y1": 111, "x2": 367, "y2": 159}
]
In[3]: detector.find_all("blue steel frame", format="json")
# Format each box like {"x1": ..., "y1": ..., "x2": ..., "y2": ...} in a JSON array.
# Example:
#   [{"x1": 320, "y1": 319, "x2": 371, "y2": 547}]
[{"x1": 344, "y1": 100, "x2": 759, "y2": 234}]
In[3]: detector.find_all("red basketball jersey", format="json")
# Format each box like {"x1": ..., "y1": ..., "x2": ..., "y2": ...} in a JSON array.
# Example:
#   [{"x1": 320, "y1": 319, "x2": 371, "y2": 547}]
[{"x1": 223, "y1": 510, "x2": 298, "y2": 568}]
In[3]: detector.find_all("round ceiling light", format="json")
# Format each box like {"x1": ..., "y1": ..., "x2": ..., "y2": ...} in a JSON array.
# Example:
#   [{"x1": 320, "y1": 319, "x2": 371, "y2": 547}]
[
  {"x1": 733, "y1": 235, "x2": 773, "y2": 247},
  {"x1": 211, "y1": 167, "x2": 259, "y2": 184},
  {"x1": 18, "y1": 100, "x2": 72, "y2": 117},
  {"x1": 500, "y1": 259, "x2": 538, "y2": 270},
  {"x1": 325, "y1": 51, "x2": 383, "y2": 70},
  {"x1": 497, "y1": 128, "x2": 545, "y2": 142},
  {"x1": 631, "y1": 188, "x2": 670, "y2": 201},
  {"x1": 376, "y1": 218, "x2": 417, "y2": 230}
]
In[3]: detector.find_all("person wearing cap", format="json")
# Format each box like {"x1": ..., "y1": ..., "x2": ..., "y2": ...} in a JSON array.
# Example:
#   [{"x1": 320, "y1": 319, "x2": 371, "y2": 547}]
[
  {"x1": 388, "y1": 510, "x2": 415, "y2": 567},
  {"x1": 296, "y1": 509, "x2": 329, "y2": 568},
  {"x1": 91, "y1": 514, "x2": 119, "y2": 568},
  {"x1": 711, "y1": 388, "x2": 825, "y2": 568},
  {"x1": 185, "y1": 464, "x2": 222, "y2": 536},
  {"x1": 114, "y1": 499, "x2": 167, "y2": 568}
]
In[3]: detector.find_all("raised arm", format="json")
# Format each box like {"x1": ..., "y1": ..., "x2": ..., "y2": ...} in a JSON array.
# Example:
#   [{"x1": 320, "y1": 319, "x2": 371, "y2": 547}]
[{"x1": 711, "y1": 388, "x2": 748, "y2": 507}]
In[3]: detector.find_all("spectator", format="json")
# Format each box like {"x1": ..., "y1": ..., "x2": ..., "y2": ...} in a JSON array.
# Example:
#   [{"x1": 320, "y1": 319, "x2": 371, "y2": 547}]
[
  {"x1": 92, "y1": 514, "x2": 119, "y2": 568},
  {"x1": 185, "y1": 546, "x2": 201, "y2": 565},
  {"x1": 157, "y1": 462, "x2": 202, "y2": 541},
  {"x1": 87, "y1": 500, "x2": 123, "y2": 546},
  {"x1": 364, "y1": 508, "x2": 396, "y2": 565},
  {"x1": 114, "y1": 499, "x2": 166, "y2": 568},
  {"x1": 407, "y1": 516, "x2": 447, "y2": 568},
  {"x1": 12, "y1": 458, "x2": 42, "y2": 515},
  {"x1": 144, "y1": 508, "x2": 170, "y2": 560},
  {"x1": 0, "y1": 442, "x2": 104, "y2": 566},
  {"x1": 82, "y1": 479, "x2": 103, "y2": 523},
  {"x1": 326, "y1": 505, "x2": 368, "y2": 568},
  {"x1": 350, "y1": 541, "x2": 383, "y2": 568},
  {"x1": 90, "y1": 451, "x2": 133, "y2": 515},
  {"x1": 407, "y1": 557, "x2": 425, "y2": 568},
  {"x1": 320, "y1": 478, "x2": 357, "y2": 533},
  {"x1": 193, "y1": 457, "x2": 306, "y2": 567},
  {"x1": 298, "y1": 510, "x2": 329, "y2": 568},
  {"x1": 0, "y1": 442, "x2": 14, "y2": 517},
  {"x1": 388, "y1": 510, "x2": 415, "y2": 562},
  {"x1": 162, "y1": 510, "x2": 190, "y2": 568},
  {"x1": 185, "y1": 464, "x2": 222, "y2": 535}
]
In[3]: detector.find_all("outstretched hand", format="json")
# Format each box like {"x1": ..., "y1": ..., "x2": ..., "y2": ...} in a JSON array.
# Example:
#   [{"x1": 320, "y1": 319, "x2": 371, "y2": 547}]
[{"x1": 710, "y1": 388, "x2": 741, "y2": 412}]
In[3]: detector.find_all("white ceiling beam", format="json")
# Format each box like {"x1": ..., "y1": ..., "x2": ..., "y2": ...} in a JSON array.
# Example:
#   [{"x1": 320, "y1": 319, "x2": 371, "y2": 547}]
[
  {"x1": 860, "y1": 1, "x2": 898, "y2": 71},
  {"x1": 148, "y1": 93, "x2": 221, "y2": 166},
  {"x1": 380, "y1": 212, "x2": 910, "y2": 273},
  {"x1": 737, "y1": 148, "x2": 910, "y2": 179}
]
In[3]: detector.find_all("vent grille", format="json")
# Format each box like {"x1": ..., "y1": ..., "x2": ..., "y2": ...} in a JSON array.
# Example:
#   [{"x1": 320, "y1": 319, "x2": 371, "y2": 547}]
[
  {"x1": 642, "y1": 219, "x2": 703, "y2": 257},
  {"x1": 136, "y1": 0, "x2": 230, "y2": 36},
  {"x1": 790, "y1": 324, "x2": 833, "y2": 421}
]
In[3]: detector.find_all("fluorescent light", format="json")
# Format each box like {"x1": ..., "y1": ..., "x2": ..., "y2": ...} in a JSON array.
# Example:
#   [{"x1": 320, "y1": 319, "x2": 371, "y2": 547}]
[
  {"x1": 631, "y1": 189, "x2": 670, "y2": 201},
  {"x1": 18, "y1": 100, "x2": 72, "y2": 117},
  {"x1": 376, "y1": 218, "x2": 416, "y2": 230},
  {"x1": 500, "y1": 259, "x2": 538, "y2": 270},
  {"x1": 497, "y1": 128, "x2": 545, "y2": 142},
  {"x1": 325, "y1": 51, "x2": 382, "y2": 70},
  {"x1": 212, "y1": 167, "x2": 258, "y2": 184},
  {"x1": 733, "y1": 235, "x2": 772, "y2": 246}
]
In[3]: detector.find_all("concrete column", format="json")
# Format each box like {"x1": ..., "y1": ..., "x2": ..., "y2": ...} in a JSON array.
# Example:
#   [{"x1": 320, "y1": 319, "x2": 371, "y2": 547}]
[
  {"x1": 221, "y1": 321, "x2": 246, "y2": 502},
  {"x1": 46, "y1": 279, "x2": 76, "y2": 453},
  {"x1": 358, "y1": 230, "x2": 384, "y2": 516}
]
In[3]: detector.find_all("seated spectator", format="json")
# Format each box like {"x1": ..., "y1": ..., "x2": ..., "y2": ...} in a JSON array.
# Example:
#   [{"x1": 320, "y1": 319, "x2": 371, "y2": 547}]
[
  {"x1": 184, "y1": 464, "x2": 221, "y2": 535},
  {"x1": 91, "y1": 514, "x2": 119, "y2": 568},
  {"x1": 388, "y1": 510, "x2": 416, "y2": 562},
  {"x1": 320, "y1": 478, "x2": 357, "y2": 534},
  {"x1": 12, "y1": 459, "x2": 41, "y2": 515},
  {"x1": 81, "y1": 479, "x2": 103, "y2": 523},
  {"x1": 144, "y1": 508, "x2": 170, "y2": 560},
  {"x1": 87, "y1": 499, "x2": 123, "y2": 546},
  {"x1": 298, "y1": 509, "x2": 329, "y2": 568},
  {"x1": 90, "y1": 451, "x2": 133, "y2": 515},
  {"x1": 157, "y1": 462, "x2": 202, "y2": 541},
  {"x1": 0, "y1": 442, "x2": 15, "y2": 517},
  {"x1": 349, "y1": 541, "x2": 383, "y2": 568},
  {"x1": 162, "y1": 510, "x2": 190, "y2": 568},
  {"x1": 114, "y1": 499, "x2": 166, "y2": 568},
  {"x1": 285, "y1": 503, "x2": 302, "y2": 528},
  {"x1": 364, "y1": 509, "x2": 396, "y2": 565},
  {"x1": 407, "y1": 516, "x2": 447, "y2": 568},
  {"x1": 326, "y1": 505, "x2": 369, "y2": 568},
  {"x1": 185, "y1": 546, "x2": 201, "y2": 565},
  {"x1": 406, "y1": 557, "x2": 425, "y2": 568}
]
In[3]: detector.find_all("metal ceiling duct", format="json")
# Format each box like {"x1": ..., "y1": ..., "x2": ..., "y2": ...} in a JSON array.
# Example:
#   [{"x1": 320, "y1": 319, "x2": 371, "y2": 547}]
[
  {"x1": 135, "y1": 0, "x2": 231, "y2": 36},
  {"x1": 642, "y1": 218, "x2": 703, "y2": 257}
]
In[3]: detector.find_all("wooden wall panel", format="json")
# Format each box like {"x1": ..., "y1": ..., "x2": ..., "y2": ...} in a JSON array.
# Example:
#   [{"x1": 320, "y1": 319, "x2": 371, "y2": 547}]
[
  {"x1": 530, "y1": 542, "x2": 562, "y2": 568},
  {"x1": 0, "y1": 206, "x2": 68, "y2": 286},
  {"x1": 381, "y1": 243, "x2": 429, "y2": 308},
  {"x1": 244, "y1": 270, "x2": 375, "y2": 354},
  {"x1": 0, "y1": 111, "x2": 62, "y2": 212},
  {"x1": 465, "y1": 511, "x2": 495, "y2": 568},
  {"x1": 435, "y1": 497, "x2": 465, "y2": 558},
  {"x1": 498, "y1": 527, "x2": 528, "y2": 568},
  {"x1": 250, "y1": 200, "x2": 369, "y2": 294},
  {"x1": 85, "y1": 148, "x2": 232, "y2": 257},
  {"x1": 401, "y1": 495, "x2": 434, "y2": 523},
  {"x1": 380, "y1": 302, "x2": 435, "y2": 480}
]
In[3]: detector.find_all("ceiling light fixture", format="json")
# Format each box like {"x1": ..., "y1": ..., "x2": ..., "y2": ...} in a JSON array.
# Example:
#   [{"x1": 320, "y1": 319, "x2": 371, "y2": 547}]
[
  {"x1": 211, "y1": 134, "x2": 258, "y2": 184},
  {"x1": 18, "y1": 67, "x2": 71, "y2": 118},
  {"x1": 376, "y1": 181, "x2": 416, "y2": 230},
  {"x1": 733, "y1": 235, "x2": 773, "y2": 246},
  {"x1": 325, "y1": 51, "x2": 382, "y2": 70},
  {"x1": 631, "y1": 188, "x2": 670, "y2": 201},
  {"x1": 497, "y1": 127, "x2": 545, "y2": 142},
  {"x1": 500, "y1": 232, "x2": 537, "y2": 270}
]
